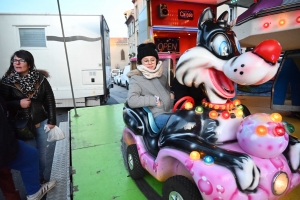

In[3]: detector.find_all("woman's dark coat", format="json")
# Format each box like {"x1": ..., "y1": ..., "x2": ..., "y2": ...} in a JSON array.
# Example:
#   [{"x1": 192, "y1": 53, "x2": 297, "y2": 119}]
[
  {"x1": 0, "y1": 71, "x2": 56, "y2": 126},
  {"x1": 0, "y1": 96, "x2": 19, "y2": 168}
]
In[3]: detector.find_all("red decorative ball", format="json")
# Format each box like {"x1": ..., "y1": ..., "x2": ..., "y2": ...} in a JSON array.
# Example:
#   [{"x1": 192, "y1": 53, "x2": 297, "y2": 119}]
[
  {"x1": 221, "y1": 111, "x2": 230, "y2": 119},
  {"x1": 274, "y1": 126, "x2": 285, "y2": 136}
]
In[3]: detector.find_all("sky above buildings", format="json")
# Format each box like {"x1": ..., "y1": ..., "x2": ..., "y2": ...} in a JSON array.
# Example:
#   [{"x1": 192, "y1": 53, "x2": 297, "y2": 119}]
[{"x1": 0, "y1": 0, "x2": 133, "y2": 37}]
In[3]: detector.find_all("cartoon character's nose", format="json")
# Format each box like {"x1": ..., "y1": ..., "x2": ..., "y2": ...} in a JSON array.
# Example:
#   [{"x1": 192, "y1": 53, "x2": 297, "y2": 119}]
[{"x1": 252, "y1": 39, "x2": 282, "y2": 64}]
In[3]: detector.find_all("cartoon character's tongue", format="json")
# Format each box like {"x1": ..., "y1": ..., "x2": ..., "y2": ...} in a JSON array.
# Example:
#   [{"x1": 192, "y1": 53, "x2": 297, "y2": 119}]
[{"x1": 209, "y1": 69, "x2": 235, "y2": 98}]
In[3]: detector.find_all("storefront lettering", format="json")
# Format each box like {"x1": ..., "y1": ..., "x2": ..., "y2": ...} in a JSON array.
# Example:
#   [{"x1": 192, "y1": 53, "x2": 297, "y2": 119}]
[
  {"x1": 157, "y1": 42, "x2": 178, "y2": 52},
  {"x1": 178, "y1": 10, "x2": 194, "y2": 20}
]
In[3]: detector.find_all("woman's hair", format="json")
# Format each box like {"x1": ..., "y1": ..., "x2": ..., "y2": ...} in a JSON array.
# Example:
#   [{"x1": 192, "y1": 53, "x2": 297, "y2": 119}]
[
  {"x1": 6, "y1": 50, "x2": 36, "y2": 75},
  {"x1": 137, "y1": 39, "x2": 159, "y2": 65}
]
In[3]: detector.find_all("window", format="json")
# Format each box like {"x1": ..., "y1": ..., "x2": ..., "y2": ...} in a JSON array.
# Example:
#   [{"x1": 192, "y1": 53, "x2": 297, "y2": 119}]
[
  {"x1": 121, "y1": 49, "x2": 125, "y2": 60},
  {"x1": 131, "y1": 21, "x2": 135, "y2": 35},
  {"x1": 229, "y1": 7, "x2": 233, "y2": 21},
  {"x1": 135, "y1": 5, "x2": 139, "y2": 20},
  {"x1": 128, "y1": 21, "x2": 135, "y2": 37},
  {"x1": 19, "y1": 28, "x2": 46, "y2": 47}
]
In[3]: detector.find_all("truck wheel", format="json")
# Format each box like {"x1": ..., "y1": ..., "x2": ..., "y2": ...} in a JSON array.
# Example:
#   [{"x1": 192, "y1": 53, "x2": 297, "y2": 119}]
[
  {"x1": 162, "y1": 175, "x2": 202, "y2": 200},
  {"x1": 126, "y1": 82, "x2": 129, "y2": 90},
  {"x1": 126, "y1": 144, "x2": 145, "y2": 179}
]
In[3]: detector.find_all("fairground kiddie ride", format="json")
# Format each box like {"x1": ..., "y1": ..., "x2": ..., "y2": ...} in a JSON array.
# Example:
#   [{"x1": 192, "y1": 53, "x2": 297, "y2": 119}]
[
  {"x1": 65, "y1": 1, "x2": 300, "y2": 200},
  {"x1": 121, "y1": 0, "x2": 300, "y2": 199}
]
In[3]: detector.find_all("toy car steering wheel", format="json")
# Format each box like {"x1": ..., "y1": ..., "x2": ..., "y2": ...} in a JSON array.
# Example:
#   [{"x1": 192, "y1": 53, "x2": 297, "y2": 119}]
[{"x1": 172, "y1": 96, "x2": 195, "y2": 112}]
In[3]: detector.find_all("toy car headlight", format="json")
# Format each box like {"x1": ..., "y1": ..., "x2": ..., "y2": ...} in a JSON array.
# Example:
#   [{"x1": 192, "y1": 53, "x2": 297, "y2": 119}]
[{"x1": 272, "y1": 172, "x2": 289, "y2": 196}]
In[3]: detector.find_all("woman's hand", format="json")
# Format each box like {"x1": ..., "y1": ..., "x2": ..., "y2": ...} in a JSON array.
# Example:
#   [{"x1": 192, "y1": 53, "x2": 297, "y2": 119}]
[
  {"x1": 157, "y1": 100, "x2": 161, "y2": 107},
  {"x1": 20, "y1": 98, "x2": 31, "y2": 108},
  {"x1": 47, "y1": 124, "x2": 55, "y2": 129},
  {"x1": 170, "y1": 93, "x2": 174, "y2": 99}
]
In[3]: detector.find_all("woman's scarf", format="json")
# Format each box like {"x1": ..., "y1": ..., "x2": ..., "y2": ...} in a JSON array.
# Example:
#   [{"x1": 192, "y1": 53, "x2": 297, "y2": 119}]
[
  {"x1": 2, "y1": 68, "x2": 40, "y2": 98},
  {"x1": 137, "y1": 61, "x2": 163, "y2": 79}
]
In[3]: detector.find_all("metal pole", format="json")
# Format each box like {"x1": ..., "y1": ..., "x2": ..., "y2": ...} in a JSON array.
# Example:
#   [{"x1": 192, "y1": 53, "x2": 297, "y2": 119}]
[{"x1": 56, "y1": 0, "x2": 79, "y2": 117}]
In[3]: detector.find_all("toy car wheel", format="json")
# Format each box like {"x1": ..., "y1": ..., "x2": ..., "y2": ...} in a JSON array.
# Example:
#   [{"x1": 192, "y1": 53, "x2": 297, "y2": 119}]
[
  {"x1": 126, "y1": 82, "x2": 129, "y2": 90},
  {"x1": 126, "y1": 144, "x2": 145, "y2": 179},
  {"x1": 162, "y1": 175, "x2": 202, "y2": 200}
]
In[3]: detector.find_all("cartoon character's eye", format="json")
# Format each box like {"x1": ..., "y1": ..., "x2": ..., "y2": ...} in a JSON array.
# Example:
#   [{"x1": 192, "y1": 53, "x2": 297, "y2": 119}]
[
  {"x1": 211, "y1": 34, "x2": 230, "y2": 56},
  {"x1": 234, "y1": 36, "x2": 242, "y2": 54}
]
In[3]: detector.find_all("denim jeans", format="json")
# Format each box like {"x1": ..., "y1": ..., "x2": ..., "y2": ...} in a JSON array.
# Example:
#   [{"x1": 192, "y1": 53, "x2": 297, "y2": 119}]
[
  {"x1": 25, "y1": 119, "x2": 48, "y2": 180},
  {"x1": 7, "y1": 140, "x2": 40, "y2": 195},
  {"x1": 154, "y1": 114, "x2": 170, "y2": 130}
]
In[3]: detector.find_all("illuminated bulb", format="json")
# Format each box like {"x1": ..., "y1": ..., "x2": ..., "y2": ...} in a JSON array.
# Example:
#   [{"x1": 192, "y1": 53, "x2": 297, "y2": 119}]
[
  {"x1": 279, "y1": 19, "x2": 285, "y2": 26},
  {"x1": 203, "y1": 155, "x2": 214, "y2": 165},
  {"x1": 184, "y1": 102, "x2": 193, "y2": 110},
  {"x1": 221, "y1": 111, "x2": 230, "y2": 119},
  {"x1": 256, "y1": 125, "x2": 268, "y2": 136},
  {"x1": 274, "y1": 126, "x2": 285, "y2": 136},
  {"x1": 270, "y1": 113, "x2": 282, "y2": 123},
  {"x1": 209, "y1": 110, "x2": 218, "y2": 119},
  {"x1": 213, "y1": 105, "x2": 220, "y2": 110},
  {"x1": 263, "y1": 22, "x2": 270, "y2": 28},
  {"x1": 286, "y1": 123, "x2": 295, "y2": 134},
  {"x1": 195, "y1": 106, "x2": 204, "y2": 114},
  {"x1": 297, "y1": 16, "x2": 300, "y2": 23},
  {"x1": 233, "y1": 99, "x2": 241, "y2": 106},
  {"x1": 235, "y1": 109, "x2": 244, "y2": 117},
  {"x1": 237, "y1": 104, "x2": 244, "y2": 110},
  {"x1": 190, "y1": 151, "x2": 200, "y2": 160}
]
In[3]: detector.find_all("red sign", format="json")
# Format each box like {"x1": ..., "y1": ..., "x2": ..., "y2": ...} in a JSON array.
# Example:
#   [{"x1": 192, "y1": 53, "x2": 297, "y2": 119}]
[{"x1": 178, "y1": 9, "x2": 194, "y2": 20}]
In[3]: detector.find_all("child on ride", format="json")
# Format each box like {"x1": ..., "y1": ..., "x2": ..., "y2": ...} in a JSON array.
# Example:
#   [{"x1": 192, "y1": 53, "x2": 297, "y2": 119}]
[{"x1": 127, "y1": 40, "x2": 174, "y2": 130}]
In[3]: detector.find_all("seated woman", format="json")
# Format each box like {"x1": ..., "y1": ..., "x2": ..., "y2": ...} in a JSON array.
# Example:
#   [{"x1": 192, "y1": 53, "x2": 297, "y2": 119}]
[{"x1": 127, "y1": 40, "x2": 174, "y2": 130}]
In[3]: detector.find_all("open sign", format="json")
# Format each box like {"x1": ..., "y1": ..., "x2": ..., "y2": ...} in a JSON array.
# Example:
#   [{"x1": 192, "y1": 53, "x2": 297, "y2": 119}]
[
  {"x1": 155, "y1": 38, "x2": 179, "y2": 52},
  {"x1": 178, "y1": 9, "x2": 194, "y2": 20}
]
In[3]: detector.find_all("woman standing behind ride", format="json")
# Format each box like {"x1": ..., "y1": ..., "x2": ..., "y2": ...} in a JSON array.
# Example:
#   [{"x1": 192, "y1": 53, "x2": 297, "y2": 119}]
[
  {"x1": 127, "y1": 40, "x2": 174, "y2": 130},
  {"x1": 0, "y1": 50, "x2": 56, "y2": 184}
]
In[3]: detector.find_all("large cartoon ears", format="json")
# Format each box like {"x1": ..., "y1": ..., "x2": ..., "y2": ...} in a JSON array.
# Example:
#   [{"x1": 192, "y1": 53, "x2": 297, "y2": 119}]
[
  {"x1": 198, "y1": 8, "x2": 229, "y2": 29},
  {"x1": 217, "y1": 11, "x2": 229, "y2": 27},
  {"x1": 198, "y1": 8, "x2": 213, "y2": 30}
]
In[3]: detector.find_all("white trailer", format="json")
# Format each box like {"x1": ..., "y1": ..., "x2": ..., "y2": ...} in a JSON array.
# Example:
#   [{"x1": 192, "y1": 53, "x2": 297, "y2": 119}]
[{"x1": 0, "y1": 13, "x2": 113, "y2": 107}]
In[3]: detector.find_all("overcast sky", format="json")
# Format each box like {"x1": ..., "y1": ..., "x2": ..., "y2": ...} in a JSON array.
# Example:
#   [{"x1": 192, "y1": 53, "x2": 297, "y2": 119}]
[{"x1": 0, "y1": 0, "x2": 134, "y2": 37}]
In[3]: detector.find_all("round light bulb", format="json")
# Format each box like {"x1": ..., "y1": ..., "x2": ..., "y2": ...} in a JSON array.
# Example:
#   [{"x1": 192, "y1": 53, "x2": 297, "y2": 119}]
[
  {"x1": 270, "y1": 113, "x2": 282, "y2": 123},
  {"x1": 190, "y1": 151, "x2": 200, "y2": 160},
  {"x1": 256, "y1": 125, "x2": 268, "y2": 136}
]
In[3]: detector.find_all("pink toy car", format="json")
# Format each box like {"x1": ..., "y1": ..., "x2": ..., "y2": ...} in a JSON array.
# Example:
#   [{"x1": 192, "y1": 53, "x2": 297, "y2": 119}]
[{"x1": 122, "y1": 8, "x2": 300, "y2": 200}]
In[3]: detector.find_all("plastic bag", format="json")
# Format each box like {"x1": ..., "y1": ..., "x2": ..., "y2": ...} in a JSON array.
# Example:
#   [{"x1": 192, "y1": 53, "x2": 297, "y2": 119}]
[{"x1": 44, "y1": 125, "x2": 65, "y2": 142}]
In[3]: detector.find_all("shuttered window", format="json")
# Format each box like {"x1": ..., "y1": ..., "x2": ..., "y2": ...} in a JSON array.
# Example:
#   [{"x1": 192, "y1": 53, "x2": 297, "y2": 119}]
[{"x1": 19, "y1": 28, "x2": 46, "y2": 47}]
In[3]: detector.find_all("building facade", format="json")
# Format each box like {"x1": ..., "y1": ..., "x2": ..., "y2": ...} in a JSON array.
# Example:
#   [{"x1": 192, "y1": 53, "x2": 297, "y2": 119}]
[
  {"x1": 124, "y1": 9, "x2": 137, "y2": 59},
  {"x1": 110, "y1": 38, "x2": 129, "y2": 70},
  {"x1": 126, "y1": 0, "x2": 247, "y2": 54}
]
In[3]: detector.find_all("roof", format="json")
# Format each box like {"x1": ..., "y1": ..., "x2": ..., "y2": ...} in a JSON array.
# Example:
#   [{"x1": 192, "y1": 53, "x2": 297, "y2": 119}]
[
  {"x1": 110, "y1": 38, "x2": 128, "y2": 44},
  {"x1": 169, "y1": 0, "x2": 253, "y2": 8}
]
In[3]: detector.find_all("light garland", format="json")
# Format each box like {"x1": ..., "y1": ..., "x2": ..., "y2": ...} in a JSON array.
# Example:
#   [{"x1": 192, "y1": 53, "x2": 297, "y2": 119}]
[{"x1": 198, "y1": 99, "x2": 244, "y2": 120}]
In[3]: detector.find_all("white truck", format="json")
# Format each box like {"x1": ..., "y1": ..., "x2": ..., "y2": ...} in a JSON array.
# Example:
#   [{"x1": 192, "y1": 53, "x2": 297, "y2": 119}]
[{"x1": 0, "y1": 13, "x2": 113, "y2": 107}]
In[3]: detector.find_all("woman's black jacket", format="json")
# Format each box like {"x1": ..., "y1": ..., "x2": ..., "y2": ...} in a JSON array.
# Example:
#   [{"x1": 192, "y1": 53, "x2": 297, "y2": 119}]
[
  {"x1": 0, "y1": 72, "x2": 56, "y2": 126},
  {"x1": 0, "y1": 96, "x2": 19, "y2": 168}
]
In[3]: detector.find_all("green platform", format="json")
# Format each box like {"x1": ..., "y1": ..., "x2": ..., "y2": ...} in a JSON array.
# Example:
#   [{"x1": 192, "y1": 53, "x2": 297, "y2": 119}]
[
  {"x1": 70, "y1": 100, "x2": 300, "y2": 200},
  {"x1": 70, "y1": 104, "x2": 146, "y2": 199}
]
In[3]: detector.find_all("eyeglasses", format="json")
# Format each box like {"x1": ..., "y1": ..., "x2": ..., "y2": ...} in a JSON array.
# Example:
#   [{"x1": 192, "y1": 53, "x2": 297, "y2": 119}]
[
  {"x1": 12, "y1": 59, "x2": 26, "y2": 64},
  {"x1": 142, "y1": 58, "x2": 156, "y2": 64}
]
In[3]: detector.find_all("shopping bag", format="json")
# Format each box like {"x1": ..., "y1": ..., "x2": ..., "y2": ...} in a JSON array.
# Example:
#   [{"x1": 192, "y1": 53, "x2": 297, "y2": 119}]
[{"x1": 44, "y1": 125, "x2": 65, "y2": 142}]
